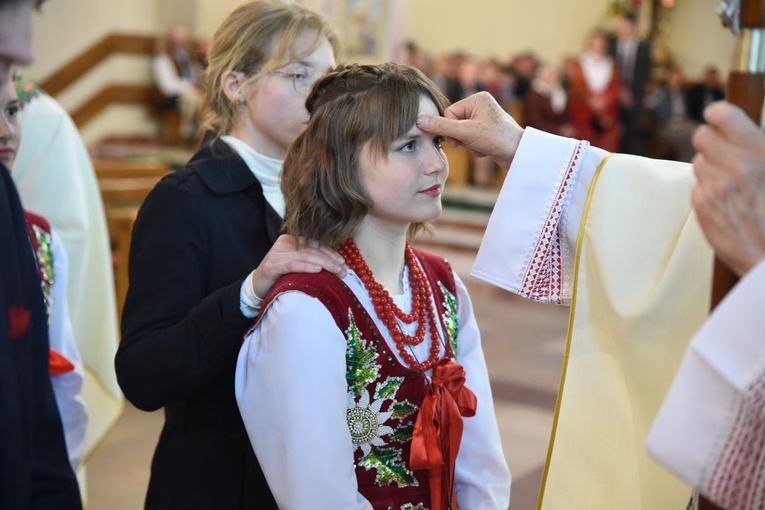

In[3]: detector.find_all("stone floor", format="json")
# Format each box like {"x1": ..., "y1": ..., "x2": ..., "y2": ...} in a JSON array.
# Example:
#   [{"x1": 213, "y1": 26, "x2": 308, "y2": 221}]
[{"x1": 85, "y1": 196, "x2": 570, "y2": 510}]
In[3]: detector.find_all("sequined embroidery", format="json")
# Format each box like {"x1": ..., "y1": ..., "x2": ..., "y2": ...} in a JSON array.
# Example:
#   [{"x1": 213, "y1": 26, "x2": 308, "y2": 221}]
[
  {"x1": 344, "y1": 307, "x2": 419, "y2": 488},
  {"x1": 30, "y1": 223, "x2": 54, "y2": 319},
  {"x1": 438, "y1": 281, "x2": 459, "y2": 359},
  {"x1": 401, "y1": 504, "x2": 428, "y2": 510},
  {"x1": 346, "y1": 310, "x2": 380, "y2": 397},
  {"x1": 13, "y1": 73, "x2": 44, "y2": 109}
]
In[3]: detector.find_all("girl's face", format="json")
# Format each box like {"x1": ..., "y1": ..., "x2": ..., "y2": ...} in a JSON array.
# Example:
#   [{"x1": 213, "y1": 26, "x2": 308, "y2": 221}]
[
  {"x1": 358, "y1": 95, "x2": 448, "y2": 236},
  {"x1": 234, "y1": 32, "x2": 336, "y2": 159},
  {"x1": 0, "y1": 78, "x2": 20, "y2": 169}
]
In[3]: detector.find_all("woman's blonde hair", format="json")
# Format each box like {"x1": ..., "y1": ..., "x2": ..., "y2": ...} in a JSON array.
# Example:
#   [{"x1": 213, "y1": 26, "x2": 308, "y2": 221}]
[
  {"x1": 201, "y1": 1, "x2": 339, "y2": 135},
  {"x1": 282, "y1": 63, "x2": 450, "y2": 248}
]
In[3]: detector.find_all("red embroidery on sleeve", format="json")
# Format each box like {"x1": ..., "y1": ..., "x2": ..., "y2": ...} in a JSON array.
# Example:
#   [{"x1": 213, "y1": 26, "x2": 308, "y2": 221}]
[
  {"x1": 704, "y1": 373, "x2": 765, "y2": 510},
  {"x1": 519, "y1": 140, "x2": 586, "y2": 304}
]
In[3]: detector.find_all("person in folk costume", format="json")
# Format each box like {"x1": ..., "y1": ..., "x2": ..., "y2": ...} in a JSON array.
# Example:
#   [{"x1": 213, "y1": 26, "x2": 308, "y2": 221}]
[
  {"x1": 567, "y1": 30, "x2": 621, "y2": 152},
  {"x1": 235, "y1": 63, "x2": 511, "y2": 510},
  {"x1": 11, "y1": 72, "x2": 121, "y2": 480},
  {"x1": 415, "y1": 90, "x2": 719, "y2": 509},
  {"x1": 0, "y1": 0, "x2": 82, "y2": 507},
  {"x1": 1, "y1": 71, "x2": 88, "y2": 472},
  {"x1": 116, "y1": 2, "x2": 345, "y2": 508}
]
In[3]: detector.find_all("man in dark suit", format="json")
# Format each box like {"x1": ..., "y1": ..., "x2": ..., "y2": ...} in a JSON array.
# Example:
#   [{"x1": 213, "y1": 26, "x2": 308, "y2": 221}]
[
  {"x1": 612, "y1": 10, "x2": 652, "y2": 155},
  {"x1": 686, "y1": 66, "x2": 725, "y2": 124},
  {"x1": 0, "y1": 0, "x2": 82, "y2": 508}
]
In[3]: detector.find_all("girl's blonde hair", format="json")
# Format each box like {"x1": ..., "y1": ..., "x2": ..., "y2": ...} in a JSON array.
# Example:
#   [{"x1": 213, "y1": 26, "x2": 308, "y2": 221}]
[
  {"x1": 201, "y1": 1, "x2": 339, "y2": 135},
  {"x1": 282, "y1": 63, "x2": 450, "y2": 247}
]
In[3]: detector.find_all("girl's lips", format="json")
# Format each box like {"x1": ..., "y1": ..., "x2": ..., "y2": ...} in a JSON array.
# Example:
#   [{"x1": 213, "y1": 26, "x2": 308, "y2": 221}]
[
  {"x1": 419, "y1": 184, "x2": 442, "y2": 196},
  {"x1": 0, "y1": 148, "x2": 14, "y2": 161}
]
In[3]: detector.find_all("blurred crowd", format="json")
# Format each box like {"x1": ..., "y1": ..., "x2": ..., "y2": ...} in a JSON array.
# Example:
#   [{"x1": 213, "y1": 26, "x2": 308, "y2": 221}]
[{"x1": 395, "y1": 10, "x2": 725, "y2": 185}]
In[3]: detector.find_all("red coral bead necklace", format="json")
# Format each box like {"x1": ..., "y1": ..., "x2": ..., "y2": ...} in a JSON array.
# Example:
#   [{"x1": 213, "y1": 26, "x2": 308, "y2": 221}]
[{"x1": 338, "y1": 238, "x2": 442, "y2": 372}]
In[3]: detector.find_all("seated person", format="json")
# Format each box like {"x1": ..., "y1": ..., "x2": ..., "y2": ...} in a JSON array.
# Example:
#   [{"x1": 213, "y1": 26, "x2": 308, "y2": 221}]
[
  {"x1": 525, "y1": 64, "x2": 575, "y2": 137},
  {"x1": 644, "y1": 66, "x2": 697, "y2": 162},
  {"x1": 685, "y1": 66, "x2": 724, "y2": 124},
  {"x1": 152, "y1": 24, "x2": 202, "y2": 140},
  {"x1": 235, "y1": 62, "x2": 511, "y2": 509}
]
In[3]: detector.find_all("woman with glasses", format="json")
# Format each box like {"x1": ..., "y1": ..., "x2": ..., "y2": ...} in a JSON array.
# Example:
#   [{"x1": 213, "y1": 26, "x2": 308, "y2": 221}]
[{"x1": 115, "y1": 2, "x2": 344, "y2": 508}]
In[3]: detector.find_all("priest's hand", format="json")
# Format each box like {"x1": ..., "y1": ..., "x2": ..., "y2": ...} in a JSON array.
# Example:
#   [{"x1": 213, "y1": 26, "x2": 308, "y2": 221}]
[
  {"x1": 691, "y1": 101, "x2": 765, "y2": 277},
  {"x1": 416, "y1": 91, "x2": 524, "y2": 170},
  {"x1": 250, "y1": 235, "x2": 347, "y2": 299}
]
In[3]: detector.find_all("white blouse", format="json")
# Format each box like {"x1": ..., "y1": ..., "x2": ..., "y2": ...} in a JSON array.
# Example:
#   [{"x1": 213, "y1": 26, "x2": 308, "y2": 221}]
[{"x1": 235, "y1": 264, "x2": 511, "y2": 509}]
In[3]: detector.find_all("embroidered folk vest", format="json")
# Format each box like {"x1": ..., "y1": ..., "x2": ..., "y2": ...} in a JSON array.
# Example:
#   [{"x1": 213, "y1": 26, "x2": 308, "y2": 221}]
[
  {"x1": 24, "y1": 211, "x2": 54, "y2": 319},
  {"x1": 260, "y1": 249, "x2": 460, "y2": 510}
]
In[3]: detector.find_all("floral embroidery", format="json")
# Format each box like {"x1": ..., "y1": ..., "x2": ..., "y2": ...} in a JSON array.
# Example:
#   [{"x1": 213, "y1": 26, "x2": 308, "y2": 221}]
[
  {"x1": 438, "y1": 282, "x2": 458, "y2": 358},
  {"x1": 347, "y1": 387, "x2": 395, "y2": 451},
  {"x1": 358, "y1": 446, "x2": 418, "y2": 488},
  {"x1": 345, "y1": 310, "x2": 379, "y2": 397},
  {"x1": 30, "y1": 223, "x2": 54, "y2": 319},
  {"x1": 344, "y1": 307, "x2": 419, "y2": 488}
]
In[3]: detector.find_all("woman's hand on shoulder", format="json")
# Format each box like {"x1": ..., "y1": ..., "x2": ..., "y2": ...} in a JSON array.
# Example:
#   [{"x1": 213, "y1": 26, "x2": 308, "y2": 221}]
[{"x1": 250, "y1": 235, "x2": 347, "y2": 299}]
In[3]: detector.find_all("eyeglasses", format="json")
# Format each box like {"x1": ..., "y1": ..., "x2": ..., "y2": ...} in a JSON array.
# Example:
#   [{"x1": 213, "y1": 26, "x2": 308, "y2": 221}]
[{"x1": 267, "y1": 67, "x2": 316, "y2": 96}]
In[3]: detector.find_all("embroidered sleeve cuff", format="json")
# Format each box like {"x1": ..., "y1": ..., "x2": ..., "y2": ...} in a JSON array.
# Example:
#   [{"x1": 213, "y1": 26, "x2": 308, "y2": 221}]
[
  {"x1": 472, "y1": 128, "x2": 589, "y2": 304},
  {"x1": 646, "y1": 259, "x2": 765, "y2": 507},
  {"x1": 240, "y1": 271, "x2": 264, "y2": 319}
]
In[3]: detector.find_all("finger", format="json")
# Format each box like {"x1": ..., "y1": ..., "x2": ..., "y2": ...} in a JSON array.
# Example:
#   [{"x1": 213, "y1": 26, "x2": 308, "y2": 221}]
[
  {"x1": 691, "y1": 152, "x2": 713, "y2": 184},
  {"x1": 691, "y1": 123, "x2": 730, "y2": 166},
  {"x1": 704, "y1": 101, "x2": 761, "y2": 144},
  {"x1": 443, "y1": 93, "x2": 483, "y2": 121},
  {"x1": 274, "y1": 234, "x2": 298, "y2": 250},
  {"x1": 317, "y1": 244, "x2": 346, "y2": 265},
  {"x1": 290, "y1": 251, "x2": 345, "y2": 273},
  {"x1": 417, "y1": 114, "x2": 464, "y2": 139}
]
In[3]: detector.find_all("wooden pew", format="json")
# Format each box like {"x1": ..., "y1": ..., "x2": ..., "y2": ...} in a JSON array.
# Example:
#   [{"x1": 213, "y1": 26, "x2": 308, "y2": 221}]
[{"x1": 96, "y1": 160, "x2": 168, "y2": 321}]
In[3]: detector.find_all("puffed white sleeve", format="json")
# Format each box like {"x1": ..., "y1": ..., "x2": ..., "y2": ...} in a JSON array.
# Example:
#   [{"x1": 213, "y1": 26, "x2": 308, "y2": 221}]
[
  {"x1": 471, "y1": 128, "x2": 610, "y2": 305},
  {"x1": 452, "y1": 273, "x2": 512, "y2": 508},
  {"x1": 48, "y1": 230, "x2": 88, "y2": 469},
  {"x1": 235, "y1": 292, "x2": 373, "y2": 510}
]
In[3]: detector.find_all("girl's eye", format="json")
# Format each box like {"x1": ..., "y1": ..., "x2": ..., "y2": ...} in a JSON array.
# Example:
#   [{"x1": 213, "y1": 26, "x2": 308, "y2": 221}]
[
  {"x1": 291, "y1": 67, "x2": 311, "y2": 81},
  {"x1": 5, "y1": 104, "x2": 19, "y2": 119},
  {"x1": 400, "y1": 141, "x2": 416, "y2": 153}
]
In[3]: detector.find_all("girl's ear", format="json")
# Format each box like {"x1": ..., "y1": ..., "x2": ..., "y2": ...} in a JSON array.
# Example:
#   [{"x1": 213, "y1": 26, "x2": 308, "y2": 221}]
[{"x1": 221, "y1": 71, "x2": 246, "y2": 103}]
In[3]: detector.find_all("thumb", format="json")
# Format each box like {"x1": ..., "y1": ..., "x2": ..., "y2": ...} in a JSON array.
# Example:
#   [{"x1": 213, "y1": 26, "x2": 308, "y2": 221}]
[
  {"x1": 417, "y1": 114, "x2": 464, "y2": 140},
  {"x1": 704, "y1": 101, "x2": 761, "y2": 143}
]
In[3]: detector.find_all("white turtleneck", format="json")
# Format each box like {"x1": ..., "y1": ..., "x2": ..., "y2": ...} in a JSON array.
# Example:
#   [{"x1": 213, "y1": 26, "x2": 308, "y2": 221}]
[{"x1": 221, "y1": 135, "x2": 285, "y2": 218}]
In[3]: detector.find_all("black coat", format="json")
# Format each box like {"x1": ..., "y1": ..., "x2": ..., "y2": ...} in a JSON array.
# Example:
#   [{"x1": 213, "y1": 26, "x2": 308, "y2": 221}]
[
  {"x1": 116, "y1": 139, "x2": 281, "y2": 509},
  {"x1": 0, "y1": 164, "x2": 81, "y2": 510}
]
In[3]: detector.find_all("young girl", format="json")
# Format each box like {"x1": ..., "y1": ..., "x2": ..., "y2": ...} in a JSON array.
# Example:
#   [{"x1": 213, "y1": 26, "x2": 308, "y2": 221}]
[
  {"x1": 115, "y1": 3, "x2": 345, "y2": 507},
  {"x1": 236, "y1": 63, "x2": 511, "y2": 509}
]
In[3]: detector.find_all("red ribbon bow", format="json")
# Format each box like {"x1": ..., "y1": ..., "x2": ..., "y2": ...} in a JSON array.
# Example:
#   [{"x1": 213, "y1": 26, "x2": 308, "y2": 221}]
[
  {"x1": 410, "y1": 357, "x2": 477, "y2": 510},
  {"x1": 49, "y1": 348, "x2": 75, "y2": 376}
]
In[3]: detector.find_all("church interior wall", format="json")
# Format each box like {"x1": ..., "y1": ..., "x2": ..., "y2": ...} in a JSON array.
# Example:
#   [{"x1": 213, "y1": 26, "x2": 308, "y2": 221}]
[{"x1": 23, "y1": 0, "x2": 735, "y2": 143}]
